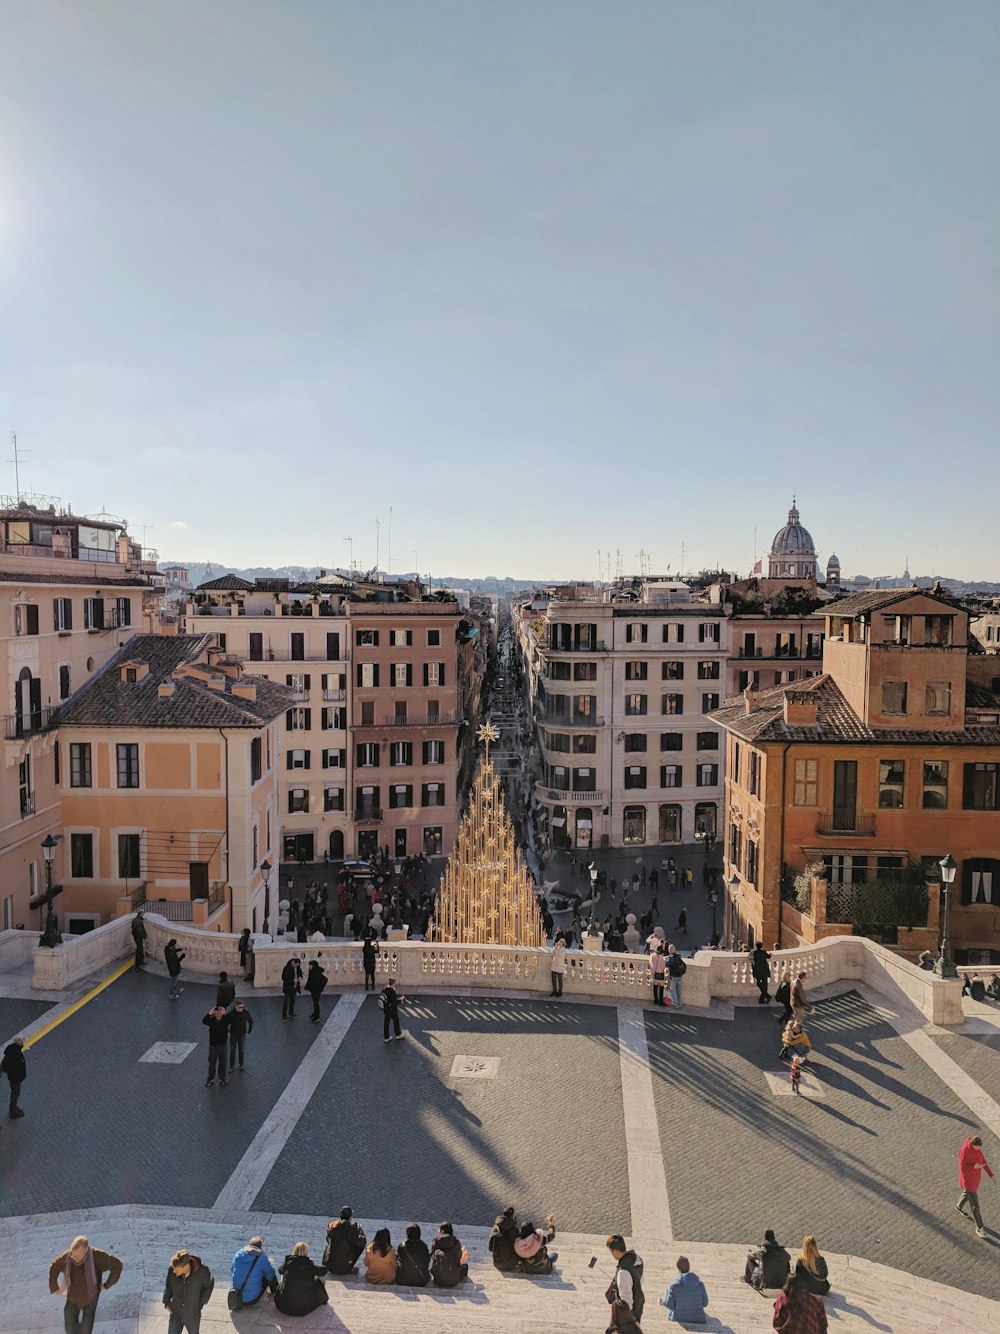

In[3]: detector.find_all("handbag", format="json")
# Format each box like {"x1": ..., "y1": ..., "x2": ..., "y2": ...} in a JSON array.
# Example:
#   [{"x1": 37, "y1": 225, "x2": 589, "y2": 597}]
[{"x1": 228, "y1": 1251, "x2": 261, "y2": 1312}]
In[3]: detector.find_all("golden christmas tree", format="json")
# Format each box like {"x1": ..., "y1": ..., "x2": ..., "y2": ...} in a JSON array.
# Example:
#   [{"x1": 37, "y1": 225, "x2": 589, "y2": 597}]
[{"x1": 430, "y1": 722, "x2": 547, "y2": 947}]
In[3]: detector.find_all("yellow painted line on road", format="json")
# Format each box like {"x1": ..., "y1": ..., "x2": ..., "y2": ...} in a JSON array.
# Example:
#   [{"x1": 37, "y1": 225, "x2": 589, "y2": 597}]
[{"x1": 23, "y1": 958, "x2": 134, "y2": 1050}]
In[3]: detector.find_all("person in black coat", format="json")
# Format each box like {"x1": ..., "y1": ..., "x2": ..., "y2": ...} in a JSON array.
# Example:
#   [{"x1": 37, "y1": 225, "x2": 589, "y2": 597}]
[
  {"x1": 488, "y1": 1208, "x2": 520, "y2": 1272},
  {"x1": 281, "y1": 957, "x2": 302, "y2": 1020},
  {"x1": 322, "y1": 1209, "x2": 366, "y2": 1274},
  {"x1": 395, "y1": 1224, "x2": 431, "y2": 1286},
  {"x1": 228, "y1": 1001, "x2": 254, "y2": 1073},
  {"x1": 429, "y1": 1222, "x2": 468, "y2": 1287},
  {"x1": 362, "y1": 935, "x2": 378, "y2": 991},
  {"x1": 215, "y1": 972, "x2": 236, "y2": 1009},
  {"x1": 202, "y1": 1007, "x2": 230, "y2": 1087},
  {"x1": 379, "y1": 978, "x2": 404, "y2": 1041},
  {"x1": 238, "y1": 929, "x2": 253, "y2": 981},
  {"x1": 164, "y1": 940, "x2": 185, "y2": 1000},
  {"x1": 305, "y1": 961, "x2": 328, "y2": 1023},
  {"x1": 274, "y1": 1243, "x2": 328, "y2": 1316},
  {"x1": 774, "y1": 971, "x2": 793, "y2": 1023},
  {"x1": 1, "y1": 1038, "x2": 26, "y2": 1118},
  {"x1": 130, "y1": 912, "x2": 146, "y2": 968},
  {"x1": 751, "y1": 943, "x2": 772, "y2": 1004}
]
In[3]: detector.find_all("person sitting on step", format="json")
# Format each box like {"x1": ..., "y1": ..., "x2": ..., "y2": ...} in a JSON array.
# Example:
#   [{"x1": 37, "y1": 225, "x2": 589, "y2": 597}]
[{"x1": 513, "y1": 1215, "x2": 558, "y2": 1274}]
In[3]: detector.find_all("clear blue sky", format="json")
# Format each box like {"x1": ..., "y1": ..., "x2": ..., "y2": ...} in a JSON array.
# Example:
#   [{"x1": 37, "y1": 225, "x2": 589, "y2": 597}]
[{"x1": 1, "y1": 2, "x2": 997, "y2": 580}]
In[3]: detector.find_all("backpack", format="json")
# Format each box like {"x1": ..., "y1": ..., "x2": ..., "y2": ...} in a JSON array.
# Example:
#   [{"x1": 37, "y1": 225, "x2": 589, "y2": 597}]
[{"x1": 676, "y1": 957, "x2": 687, "y2": 976}]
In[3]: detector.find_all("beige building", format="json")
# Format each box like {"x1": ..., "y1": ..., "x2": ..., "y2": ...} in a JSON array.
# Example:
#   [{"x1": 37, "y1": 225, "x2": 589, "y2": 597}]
[
  {"x1": 58, "y1": 635, "x2": 289, "y2": 933},
  {"x1": 0, "y1": 499, "x2": 160, "y2": 931}
]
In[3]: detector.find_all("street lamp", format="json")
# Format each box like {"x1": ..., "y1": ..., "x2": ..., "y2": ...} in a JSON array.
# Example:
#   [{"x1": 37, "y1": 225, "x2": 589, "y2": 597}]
[
  {"x1": 935, "y1": 854, "x2": 958, "y2": 979},
  {"x1": 260, "y1": 858, "x2": 272, "y2": 937},
  {"x1": 727, "y1": 872, "x2": 741, "y2": 951},
  {"x1": 39, "y1": 834, "x2": 62, "y2": 947},
  {"x1": 708, "y1": 888, "x2": 719, "y2": 942}
]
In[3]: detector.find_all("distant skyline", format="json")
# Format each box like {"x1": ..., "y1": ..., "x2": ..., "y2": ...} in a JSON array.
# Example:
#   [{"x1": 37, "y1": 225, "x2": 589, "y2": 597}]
[{"x1": 2, "y1": 2, "x2": 997, "y2": 580}]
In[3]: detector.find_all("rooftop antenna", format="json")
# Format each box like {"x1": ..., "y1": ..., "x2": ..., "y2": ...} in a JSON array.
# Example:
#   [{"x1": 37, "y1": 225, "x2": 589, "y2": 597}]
[
  {"x1": 680, "y1": 542, "x2": 686, "y2": 577},
  {"x1": 387, "y1": 507, "x2": 392, "y2": 578},
  {"x1": 375, "y1": 517, "x2": 380, "y2": 580},
  {"x1": 9, "y1": 432, "x2": 30, "y2": 501},
  {"x1": 412, "y1": 549, "x2": 418, "y2": 579},
  {"x1": 345, "y1": 536, "x2": 353, "y2": 571}
]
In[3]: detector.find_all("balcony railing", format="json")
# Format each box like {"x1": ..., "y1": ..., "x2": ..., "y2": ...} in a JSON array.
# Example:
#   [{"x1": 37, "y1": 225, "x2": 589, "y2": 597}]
[
  {"x1": 4, "y1": 706, "x2": 59, "y2": 741},
  {"x1": 19, "y1": 792, "x2": 35, "y2": 818},
  {"x1": 353, "y1": 807, "x2": 383, "y2": 824},
  {"x1": 546, "y1": 641, "x2": 608, "y2": 655},
  {"x1": 352, "y1": 713, "x2": 460, "y2": 729},
  {"x1": 534, "y1": 781, "x2": 604, "y2": 803},
  {"x1": 249, "y1": 651, "x2": 350, "y2": 663},
  {"x1": 538, "y1": 709, "x2": 604, "y2": 729},
  {"x1": 815, "y1": 812, "x2": 877, "y2": 837},
  {"x1": 323, "y1": 689, "x2": 345, "y2": 702}
]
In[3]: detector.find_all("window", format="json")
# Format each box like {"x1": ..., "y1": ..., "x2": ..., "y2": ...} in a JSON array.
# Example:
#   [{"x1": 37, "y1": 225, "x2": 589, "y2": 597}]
[
  {"x1": 625, "y1": 661, "x2": 648, "y2": 681},
  {"x1": 658, "y1": 804, "x2": 681, "y2": 842},
  {"x1": 662, "y1": 661, "x2": 684, "y2": 681},
  {"x1": 321, "y1": 707, "x2": 345, "y2": 730},
  {"x1": 18, "y1": 755, "x2": 32, "y2": 817},
  {"x1": 360, "y1": 701, "x2": 375, "y2": 725},
  {"x1": 287, "y1": 749, "x2": 310, "y2": 770},
  {"x1": 59, "y1": 664, "x2": 71, "y2": 700},
  {"x1": 422, "y1": 782, "x2": 445, "y2": 807},
  {"x1": 572, "y1": 767, "x2": 596, "y2": 792},
  {"x1": 54, "y1": 597, "x2": 73, "y2": 631},
  {"x1": 698, "y1": 622, "x2": 720, "y2": 643},
  {"x1": 395, "y1": 700, "x2": 407, "y2": 724},
  {"x1": 69, "y1": 742, "x2": 92, "y2": 789},
  {"x1": 326, "y1": 632, "x2": 341, "y2": 660},
  {"x1": 922, "y1": 761, "x2": 948, "y2": 809},
  {"x1": 116, "y1": 597, "x2": 132, "y2": 627},
  {"x1": 423, "y1": 739, "x2": 445, "y2": 764},
  {"x1": 423, "y1": 826, "x2": 443, "y2": 855},
  {"x1": 695, "y1": 801, "x2": 717, "y2": 839},
  {"x1": 548, "y1": 764, "x2": 568, "y2": 789},
  {"x1": 661, "y1": 764, "x2": 682, "y2": 788},
  {"x1": 392, "y1": 662, "x2": 413, "y2": 687},
  {"x1": 389, "y1": 784, "x2": 414, "y2": 809},
  {"x1": 287, "y1": 707, "x2": 311, "y2": 731},
  {"x1": 623, "y1": 806, "x2": 646, "y2": 844},
  {"x1": 623, "y1": 733, "x2": 647, "y2": 752},
  {"x1": 626, "y1": 623, "x2": 648, "y2": 644},
  {"x1": 83, "y1": 597, "x2": 104, "y2": 630},
  {"x1": 696, "y1": 731, "x2": 719, "y2": 750},
  {"x1": 793, "y1": 759, "x2": 817, "y2": 806},
  {"x1": 963, "y1": 763, "x2": 999, "y2": 811},
  {"x1": 660, "y1": 732, "x2": 683, "y2": 751},
  {"x1": 624, "y1": 765, "x2": 647, "y2": 789},
  {"x1": 574, "y1": 695, "x2": 596, "y2": 721},
  {"x1": 356, "y1": 629, "x2": 379, "y2": 646},
  {"x1": 390, "y1": 741, "x2": 413, "y2": 766},
  {"x1": 391, "y1": 628, "x2": 413, "y2": 647},
  {"x1": 70, "y1": 833, "x2": 94, "y2": 878},
  {"x1": 737, "y1": 670, "x2": 759, "y2": 691},
  {"x1": 663, "y1": 623, "x2": 685, "y2": 644},
  {"x1": 356, "y1": 742, "x2": 380, "y2": 767},
  {"x1": 358, "y1": 662, "x2": 379, "y2": 688},
  {"x1": 250, "y1": 737, "x2": 262, "y2": 783},
  {"x1": 625, "y1": 693, "x2": 647, "y2": 716},
  {"x1": 289, "y1": 789, "x2": 309, "y2": 813},
  {"x1": 249, "y1": 632, "x2": 263, "y2": 661},
  {"x1": 697, "y1": 763, "x2": 718, "y2": 787},
  {"x1": 322, "y1": 748, "x2": 345, "y2": 768},
  {"x1": 423, "y1": 662, "x2": 444, "y2": 686},
  {"x1": 775, "y1": 632, "x2": 797, "y2": 658},
  {"x1": 54, "y1": 741, "x2": 60, "y2": 786},
  {"x1": 427, "y1": 700, "x2": 440, "y2": 723},
  {"x1": 701, "y1": 693, "x2": 720, "y2": 712},
  {"x1": 548, "y1": 660, "x2": 571, "y2": 681},
  {"x1": 697, "y1": 661, "x2": 720, "y2": 680},
  {"x1": 544, "y1": 730, "x2": 570, "y2": 753},
  {"x1": 118, "y1": 833, "x2": 141, "y2": 879},
  {"x1": 882, "y1": 681, "x2": 907, "y2": 715},
  {"x1": 746, "y1": 839, "x2": 758, "y2": 887},
  {"x1": 879, "y1": 759, "x2": 905, "y2": 808},
  {"x1": 573, "y1": 661, "x2": 597, "y2": 681},
  {"x1": 963, "y1": 858, "x2": 999, "y2": 906},
  {"x1": 573, "y1": 733, "x2": 596, "y2": 753},
  {"x1": 324, "y1": 786, "x2": 344, "y2": 812},
  {"x1": 926, "y1": 682, "x2": 951, "y2": 716},
  {"x1": 15, "y1": 603, "x2": 39, "y2": 635},
  {"x1": 116, "y1": 743, "x2": 139, "y2": 789},
  {"x1": 427, "y1": 629, "x2": 441, "y2": 646},
  {"x1": 289, "y1": 632, "x2": 305, "y2": 661},
  {"x1": 661, "y1": 693, "x2": 683, "y2": 715},
  {"x1": 924, "y1": 615, "x2": 953, "y2": 646}
]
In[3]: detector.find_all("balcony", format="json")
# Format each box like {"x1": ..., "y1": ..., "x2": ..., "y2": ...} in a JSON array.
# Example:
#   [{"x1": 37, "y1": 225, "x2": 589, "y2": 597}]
[
  {"x1": 352, "y1": 713, "x2": 460, "y2": 729},
  {"x1": 545, "y1": 641, "x2": 608, "y2": 655},
  {"x1": 538, "y1": 708, "x2": 604, "y2": 729},
  {"x1": 258, "y1": 650, "x2": 350, "y2": 663},
  {"x1": 19, "y1": 791, "x2": 35, "y2": 818},
  {"x1": 534, "y1": 781, "x2": 604, "y2": 804},
  {"x1": 4, "y1": 707, "x2": 59, "y2": 741},
  {"x1": 289, "y1": 689, "x2": 310, "y2": 702},
  {"x1": 353, "y1": 807, "x2": 383, "y2": 824},
  {"x1": 323, "y1": 689, "x2": 345, "y2": 702},
  {"x1": 815, "y1": 812, "x2": 877, "y2": 838},
  {"x1": 738, "y1": 648, "x2": 764, "y2": 658}
]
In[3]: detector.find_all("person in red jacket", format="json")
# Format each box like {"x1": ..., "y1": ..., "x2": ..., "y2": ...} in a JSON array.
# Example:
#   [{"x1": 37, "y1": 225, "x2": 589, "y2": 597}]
[{"x1": 957, "y1": 1134, "x2": 994, "y2": 1237}]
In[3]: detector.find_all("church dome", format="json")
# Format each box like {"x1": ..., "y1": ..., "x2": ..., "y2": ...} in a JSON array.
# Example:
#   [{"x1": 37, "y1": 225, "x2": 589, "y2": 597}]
[{"x1": 768, "y1": 500, "x2": 818, "y2": 579}]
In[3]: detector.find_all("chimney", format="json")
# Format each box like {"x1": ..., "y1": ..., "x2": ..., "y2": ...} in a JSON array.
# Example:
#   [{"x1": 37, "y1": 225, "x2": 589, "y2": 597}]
[
  {"x1": 743, "y1": 686, "x2": 758, "y2": 715},
  {"x1": 783, "y1": 690, "x2": 818, "y2": 726},
  {"x1": 158, "y1": 682, "x2": 176, "y2": 699},
  {"x1": 232, "y1": 683, "x2": 257, "y2": 702}
]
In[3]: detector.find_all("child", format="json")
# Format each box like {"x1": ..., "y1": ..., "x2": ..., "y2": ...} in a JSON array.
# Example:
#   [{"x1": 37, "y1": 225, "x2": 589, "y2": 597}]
[{"x1": 789, "y1": 1055, "x2": 803, "y2": 1095}]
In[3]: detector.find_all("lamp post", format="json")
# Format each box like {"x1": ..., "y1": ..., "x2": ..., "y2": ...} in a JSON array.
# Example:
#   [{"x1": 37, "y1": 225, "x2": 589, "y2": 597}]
[
  {"x1": 935, "y1": 853, "x2": 958, "y2": 979},
  {"x1": 39, "y1": 834, "x2": 62, "y2": 947},
  {"x1": 727, "y1": 872, "x2": 741, "y2": 951},
  {"x1": 709, "y1": 889, "x2": 719, "y2": 942},
  {"x1": 260, "y1": 858, "x2": 272, "y2": 937}
]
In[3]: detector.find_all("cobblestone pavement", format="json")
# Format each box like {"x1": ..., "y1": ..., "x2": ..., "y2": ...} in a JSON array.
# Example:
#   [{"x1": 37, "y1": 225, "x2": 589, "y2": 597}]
[
  {"x1": 0, "y1": 995, "x2": 54, "y2": 1046},
  {"x1": 932, "y1": 1028, "x2": 1000, "y2": 1128},
  {"x1": 646, "y1": 989, "x2": 1000, "y2": 1300},
  {"x1": 254, "y1": 994, "x2": 630, "y2": 1235}
]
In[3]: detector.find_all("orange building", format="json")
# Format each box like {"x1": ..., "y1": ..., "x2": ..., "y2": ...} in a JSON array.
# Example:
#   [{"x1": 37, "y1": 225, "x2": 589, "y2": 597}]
[
  {"x1": 710, "y1": 588, "x2": 1000, "y2": 963},
  {"x1": 58, "y1": 635, "x2": 290, "y2": 933}
]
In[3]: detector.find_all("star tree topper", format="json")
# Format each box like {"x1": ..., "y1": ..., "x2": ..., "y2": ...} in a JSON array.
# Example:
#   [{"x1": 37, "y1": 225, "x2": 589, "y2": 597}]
[{"x1": 477, "y1": 720, "x2": 500, "y2": 760}]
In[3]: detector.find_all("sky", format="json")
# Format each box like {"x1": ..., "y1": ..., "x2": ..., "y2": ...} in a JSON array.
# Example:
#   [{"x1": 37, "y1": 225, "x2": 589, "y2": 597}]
[{"x1": 1, "y1": 2, "x2": 997, "y2": 581}]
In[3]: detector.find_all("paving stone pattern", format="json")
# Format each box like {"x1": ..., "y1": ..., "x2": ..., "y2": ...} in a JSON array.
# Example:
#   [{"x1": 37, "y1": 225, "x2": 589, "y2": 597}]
[
  {"x1": 254, "y1": 994, "x2": 630, "y2": 1235},
  {"x1": 933, "y1": 1030, "x2": 1000, "y2": 1127},
  {"x1": 646, "y1": 989, "x2": 1000, "y2": 1301},
  {"x1": 0, "y1": 970, "x2": 332, "y2": 1217},
  {"x1": 0, "y1": 995, "x2": 54, "y2": 1047}
]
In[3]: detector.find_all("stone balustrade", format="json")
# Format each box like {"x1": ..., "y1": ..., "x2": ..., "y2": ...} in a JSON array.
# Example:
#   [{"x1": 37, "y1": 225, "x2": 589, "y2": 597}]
[{"x1": 30, "y1": 914, "x2": 965, "y2": 1024}]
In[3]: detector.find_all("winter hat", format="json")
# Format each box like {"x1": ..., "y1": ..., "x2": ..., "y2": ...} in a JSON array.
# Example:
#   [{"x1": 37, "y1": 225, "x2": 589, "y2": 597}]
[{"x1": 340, "y1": 1207, "x2": 353, "y2": 1220}]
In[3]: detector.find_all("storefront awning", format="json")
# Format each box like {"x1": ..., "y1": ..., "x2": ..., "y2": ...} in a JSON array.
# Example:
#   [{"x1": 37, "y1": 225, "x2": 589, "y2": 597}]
[
  {"x1": 550, "y1": 817, "x2": 566, "y2": 827},
  {"x1": 576, "y1": 818, "x2": 593, "y2": 828}
]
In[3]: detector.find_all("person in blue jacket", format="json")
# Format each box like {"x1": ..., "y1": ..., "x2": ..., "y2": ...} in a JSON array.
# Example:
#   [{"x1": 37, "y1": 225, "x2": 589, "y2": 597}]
[
  {"x1": 230, "y1": 1236, "x2": 277, "y2": 1306},
  {"x1": 660, "y1": 1255, "x2": 709, "y2": 1323}
]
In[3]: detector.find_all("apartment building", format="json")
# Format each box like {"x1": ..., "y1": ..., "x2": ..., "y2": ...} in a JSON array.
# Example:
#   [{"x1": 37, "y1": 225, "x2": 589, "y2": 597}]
[
  {"x1": 710, "y1": 588, "x2": 1000, "y2": 959},
  {"x1": 180, "y1": 578, "x2": 485, "y2": 864},
  {"x1": 517, "y1": 580, "x2": 727, "y2": 851},
  {"x1": 725, "y1": 609, "x2": 826, "y2": 697},
  {"x1": 58, "y1": 635, "x2": 288, "y2": 933},
  {"x1": 0, "y1": 499, "x2": 160, "y2": 931}
]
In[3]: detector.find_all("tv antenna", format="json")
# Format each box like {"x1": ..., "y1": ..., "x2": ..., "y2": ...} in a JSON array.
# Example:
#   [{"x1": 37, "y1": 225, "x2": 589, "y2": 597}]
[{"x1": 8, "y1": 432, "x2": 30, "y2": 501}]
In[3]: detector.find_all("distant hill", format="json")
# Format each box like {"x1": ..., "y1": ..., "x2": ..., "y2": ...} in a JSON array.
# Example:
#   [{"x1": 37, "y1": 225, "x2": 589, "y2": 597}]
[{"x1": 162, "y1": 562, "x2": 555, "y2": 596}]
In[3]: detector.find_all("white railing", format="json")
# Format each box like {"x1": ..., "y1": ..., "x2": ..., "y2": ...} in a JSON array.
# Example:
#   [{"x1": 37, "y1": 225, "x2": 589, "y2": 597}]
[{"x1": 29, "y1": 916, "x2": 965, "y2": 1023}]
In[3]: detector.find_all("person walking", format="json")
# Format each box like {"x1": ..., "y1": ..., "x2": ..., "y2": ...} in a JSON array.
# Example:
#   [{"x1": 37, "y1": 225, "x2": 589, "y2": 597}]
[
  {"x1": 550, "y1": 937, "x2": 567, "y2": 996},
  {"x1": 676, "y1": 907, "x2": 687, "y2": 936},
  {"x1": 751, "y1": 942, "x2": 772, "y2": 1005},
  {"x1": 379, "y1": 976, "x2": 405, "y2": 1041},
  {"x1": 667, "y1": 944, "x2": 686, "y2": 1009},
  {"x1": 238, "y1": 928, "x2": 253, "y2": 982},
  {"x1": 957, "y1": 1134, "x2": 994, "y2": 1238},
  {"x1": 131, "y1": 911, "x2": 147, "y2": 968},
  {"x1": 163, "y1": 1250, "x2": 213, "y2": 1334},
  {"x1": 281, "y1": 956, "x2": 302, "y2": 1020},
  {"x1": 202, "y1": 1005, "x2": 230, "y2": 1087},
  {"x1": 215, "y1": 971, "x2": 236, "y2": 1009},
  {"x1": 230, "y1": 1236, "x2": 277, "y2": 1307},
  {"x1": 305, "y1": 960, "x2": 328, "y2": 1022},
  {"x1": 228, "y1": 1000, "x2": 254, "y2": 1073},
  {"x1": 164, "y1": 939, "x2": 185, "y2": 1000},
  {"x1": 792, "y1": 973, "x2": 812, "y2": 1023},
  {"x1": 49, "y1": 1235, "x2": 123, "y2": 1334},
  {"x1": 362, "y1": 934, "x2": 379, "y2": 991},
  {"x1": 606, "y1": 1235, "x2": 645, "y2": 1324},
  {"x1": 1, "y1": 1036, "x2": 27, "y2": 1119}
]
